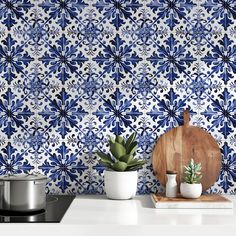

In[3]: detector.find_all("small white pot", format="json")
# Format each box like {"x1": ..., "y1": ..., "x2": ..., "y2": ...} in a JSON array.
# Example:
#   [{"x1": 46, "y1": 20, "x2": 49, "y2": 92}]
[
  {"x1": 104, "y1": 170, "x2": 138, "y2": 200},
  {"x1": 180, "y1": 183, "x2": 202, "y2": 199}
]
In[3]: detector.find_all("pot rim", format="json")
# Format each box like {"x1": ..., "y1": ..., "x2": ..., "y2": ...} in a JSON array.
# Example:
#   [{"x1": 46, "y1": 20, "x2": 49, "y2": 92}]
[
  {"x1": 104, "y1": 169, "x2": 137, "y2": 173},
  {"x1": 181, "y1": 182, "x2": 202, "y2": 186},
  {"x1": 0, "y1": 173, "x2": 48, "y2": 181}
]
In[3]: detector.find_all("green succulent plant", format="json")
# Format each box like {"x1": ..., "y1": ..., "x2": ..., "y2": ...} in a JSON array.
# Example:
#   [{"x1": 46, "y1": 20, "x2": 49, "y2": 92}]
[
  {"x1": 97, "y1": 133, "x2": 146, "y2": 172},
  {"x1": 183, "y1": 159, "x2": 202, "y2": 184}
]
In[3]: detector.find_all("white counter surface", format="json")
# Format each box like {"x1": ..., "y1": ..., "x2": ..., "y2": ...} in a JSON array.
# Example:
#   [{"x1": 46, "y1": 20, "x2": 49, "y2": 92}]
[{"x1": 1, "y1": 195, "x2": 236, "y2": 236}]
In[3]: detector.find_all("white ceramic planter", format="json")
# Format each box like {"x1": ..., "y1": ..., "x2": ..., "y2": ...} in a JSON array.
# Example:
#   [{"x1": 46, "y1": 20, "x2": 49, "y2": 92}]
[
  {"x1": 104, "y1": 170, "x2": 138, "y2": 200},
  {"x1": 180, "y1": 183, "x2": 202, "y2": 199}
]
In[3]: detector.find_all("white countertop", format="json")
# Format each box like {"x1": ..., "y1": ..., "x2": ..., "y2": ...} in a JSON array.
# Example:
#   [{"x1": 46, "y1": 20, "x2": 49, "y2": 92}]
[{"x1": 1, "y1": 195, "x2": 236, "y2": 236}]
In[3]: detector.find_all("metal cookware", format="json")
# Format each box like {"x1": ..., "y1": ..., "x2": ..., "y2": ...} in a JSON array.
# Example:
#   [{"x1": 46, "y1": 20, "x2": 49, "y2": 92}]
[{"x1": 0, "y1": 174, "x2": 48, "y2": 212}]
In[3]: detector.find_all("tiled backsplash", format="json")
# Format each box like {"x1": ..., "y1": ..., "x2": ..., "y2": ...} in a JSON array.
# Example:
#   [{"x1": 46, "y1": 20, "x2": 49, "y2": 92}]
[{"x1": 0, "y1": 0, "x2": 235, "y2": 194}]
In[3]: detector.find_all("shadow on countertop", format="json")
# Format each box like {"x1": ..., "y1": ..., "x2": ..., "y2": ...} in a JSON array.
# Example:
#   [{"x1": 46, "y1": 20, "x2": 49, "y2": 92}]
[{"x1": 136, "y1": 195, "x2": 155, "y2": 209}]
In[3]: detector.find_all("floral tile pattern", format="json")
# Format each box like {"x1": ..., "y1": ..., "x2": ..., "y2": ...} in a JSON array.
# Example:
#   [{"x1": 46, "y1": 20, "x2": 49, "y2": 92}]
[{"x1": 0, "y1": 0, "x2": 235, "y2": 194}]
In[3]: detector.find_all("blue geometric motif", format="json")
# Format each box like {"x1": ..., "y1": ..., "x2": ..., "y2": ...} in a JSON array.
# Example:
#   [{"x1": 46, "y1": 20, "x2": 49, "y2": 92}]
[
  {"x1": 0, "y1": 34, "x2": 33, "y2": 83},
  {"x1": 202, "y1": 35, "x2": 236, "y2": 84},
  {"x1": 0, "y1": 0, "x2": 235, "y2": 194}
]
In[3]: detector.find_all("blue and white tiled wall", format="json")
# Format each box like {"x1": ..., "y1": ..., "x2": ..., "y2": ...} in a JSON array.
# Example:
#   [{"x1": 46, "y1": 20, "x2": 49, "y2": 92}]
[{"x1": 0, "y1": 0, "x2": 235, "y2": 194}]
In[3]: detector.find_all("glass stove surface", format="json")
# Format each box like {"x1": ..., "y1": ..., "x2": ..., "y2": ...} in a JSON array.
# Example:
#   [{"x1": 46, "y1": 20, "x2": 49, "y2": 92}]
[{"x1": 0, "y1": 195, "x2": 75, "y2": 223}]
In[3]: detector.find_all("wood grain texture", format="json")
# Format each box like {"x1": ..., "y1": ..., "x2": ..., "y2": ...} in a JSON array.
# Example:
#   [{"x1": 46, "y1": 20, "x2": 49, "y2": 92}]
[
  {"x1": 152, "y1": 194, "x2": 231, "y2": 203},
  {"x1": 152, "y1": 110, "x2": 221, "y2": 191}
]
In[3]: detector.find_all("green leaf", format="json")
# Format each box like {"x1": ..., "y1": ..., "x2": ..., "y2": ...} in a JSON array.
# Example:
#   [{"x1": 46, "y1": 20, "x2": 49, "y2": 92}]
[
  {"x1": 119, "y1": 154, "x2": 133, "y2": 163},
  {"x1": 183, "y1": 159, "x2": 202, "y2": 184},
  {"x1": 115, "y1": 135, "x2": 125, "y2": 145},
  {"x1": 125, "y1": 133, "x2": 136, "y2": 149},
  {"x1": 194, "y1": 175, "x2": 202, "y2": 183},
  {"x1": 126, "y1": 161, "x2": 146, "y2": 171},
  {"x1": 126, "y1": 166, "x2": 142, "y2": 171},
  {"x1": 110, "y1": 142, "x2": 126, "y2": 160},
  {"x1": 99, "y1": 160, "x2": 112, "y2": 168},
  {"x1": 97, "y1": 152, "x2": 114, "y2": 164},
  {"x1": 108, "y1": 136, "x2": 115, "y2": 146},
  {"x1": 127, "y1": 160, "x2": 146, "y2": 168},
  {"x1": 127, "y1": 158, "x2": 139, "y2": 165},
  {"x1": 126, "y1": 141, "x2": 137, "y2": 155},
  {"x1": 112, "y1": 161, "x2": 128, "y2": 171},
  {"x1": 129, "y1": 145, "x2": 137, "y2": 155}
]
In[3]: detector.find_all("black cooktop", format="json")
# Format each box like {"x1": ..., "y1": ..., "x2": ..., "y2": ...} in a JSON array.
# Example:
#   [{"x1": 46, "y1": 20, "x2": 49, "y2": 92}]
[{"x1": 0, "y1": 195, "x2": 75, "y2": 223}]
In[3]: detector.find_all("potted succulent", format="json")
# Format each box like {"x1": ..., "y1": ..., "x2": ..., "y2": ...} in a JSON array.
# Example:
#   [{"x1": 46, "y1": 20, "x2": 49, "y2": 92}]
[
  {"x1": 180, "y1": 159, "x2": 202, "y2": 199},
  {"x1": 97, "y1": 133, "x2": 146, "y2": 200}
]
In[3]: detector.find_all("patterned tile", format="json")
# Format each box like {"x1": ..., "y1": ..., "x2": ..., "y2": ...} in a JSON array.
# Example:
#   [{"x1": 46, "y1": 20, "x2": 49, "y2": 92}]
[{"x1": 0, "y1": 0, "x2": 235, "y2": 194}]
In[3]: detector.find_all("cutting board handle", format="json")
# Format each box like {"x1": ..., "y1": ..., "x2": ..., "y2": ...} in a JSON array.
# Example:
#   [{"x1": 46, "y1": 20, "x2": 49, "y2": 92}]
[{"x1": 183, "y1": 110, "x2": 190, "y2": 126}]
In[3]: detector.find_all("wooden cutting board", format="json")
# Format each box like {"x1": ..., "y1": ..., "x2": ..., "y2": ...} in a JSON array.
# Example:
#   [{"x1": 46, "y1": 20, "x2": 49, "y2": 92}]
[
  {"x1": 152, "y1": 110, "x2": 221, "y2": 191},
  {"x1": 151, "y1": 194, "x2": 233, "y2": 209}
]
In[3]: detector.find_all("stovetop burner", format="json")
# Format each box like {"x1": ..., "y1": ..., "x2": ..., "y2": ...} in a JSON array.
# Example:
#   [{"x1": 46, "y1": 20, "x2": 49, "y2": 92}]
[
  {"x1": 0, "y1": 195, "x2": 75, "y2": 223},
  {"x1": 0, "y1": 209, "x2": 46, "y2": 216}
]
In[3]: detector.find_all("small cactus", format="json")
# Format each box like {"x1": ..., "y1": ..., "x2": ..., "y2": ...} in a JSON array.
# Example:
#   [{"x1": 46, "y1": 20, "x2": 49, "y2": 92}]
[
  {"x1": 183, "y1": 159, "x2": 202, "y2": 184},
  {"x1": 97, "y1": 133, "x2": 146, "y2": 171}
]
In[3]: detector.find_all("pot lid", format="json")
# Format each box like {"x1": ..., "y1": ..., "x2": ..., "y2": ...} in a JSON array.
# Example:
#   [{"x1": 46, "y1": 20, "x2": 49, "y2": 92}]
[{"x1": 0, "y1": 173, "x2": 48, "y2": 181}]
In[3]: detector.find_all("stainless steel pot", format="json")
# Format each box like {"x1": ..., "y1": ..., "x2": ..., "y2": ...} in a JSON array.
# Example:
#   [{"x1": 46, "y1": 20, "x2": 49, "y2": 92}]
[{"x1": 0, "y1": 174, "x2": 48, "y2": 212}]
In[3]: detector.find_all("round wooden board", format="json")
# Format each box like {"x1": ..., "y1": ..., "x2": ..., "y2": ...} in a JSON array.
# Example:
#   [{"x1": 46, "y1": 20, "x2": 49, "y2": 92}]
[{"x1": 152, "y1": 110, "x2": 222, "y2": 191}]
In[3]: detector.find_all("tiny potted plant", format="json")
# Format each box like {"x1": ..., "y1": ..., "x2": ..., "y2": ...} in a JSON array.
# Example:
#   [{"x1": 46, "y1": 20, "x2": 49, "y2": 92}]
[
  {"x1": 180, "y1": 159, "x2": 202, "y2": 199},
  {"x1": 97, "y1": 133, "x2": 146, "y2": 200}
]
